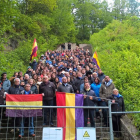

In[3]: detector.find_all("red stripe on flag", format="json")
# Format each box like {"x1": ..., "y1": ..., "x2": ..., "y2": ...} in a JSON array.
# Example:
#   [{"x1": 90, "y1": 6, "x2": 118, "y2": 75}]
[
  {"x1": 56, "y1": 92, "x2": 66, "y2": 140},
  {"x1": 6, "y1": 94, "x2": 42, "y2": 102}
]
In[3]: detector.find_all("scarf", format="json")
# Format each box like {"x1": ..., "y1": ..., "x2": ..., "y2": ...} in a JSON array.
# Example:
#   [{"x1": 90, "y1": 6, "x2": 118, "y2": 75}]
[
  {"x1": 24, "y1": 90, "x2": 31, "y2": 95},
  {"x1": 85, "y1": 88, "x2": 90, "y2": 91},
  {"x1": 105, "y1": 79, "x2": 112, "y2": 87},
  {"x1": 113, "y1": 93, "x2": 122, "y2": 98}
]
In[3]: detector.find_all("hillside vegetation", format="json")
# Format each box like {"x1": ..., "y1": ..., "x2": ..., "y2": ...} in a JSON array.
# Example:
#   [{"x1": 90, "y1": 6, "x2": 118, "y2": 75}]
[
  {"x1": 0, "y1": 0, "x2": 139, "y2": 77},
  {"x1": 90, "y1": 16, "x2": 140, "y2": 128}
]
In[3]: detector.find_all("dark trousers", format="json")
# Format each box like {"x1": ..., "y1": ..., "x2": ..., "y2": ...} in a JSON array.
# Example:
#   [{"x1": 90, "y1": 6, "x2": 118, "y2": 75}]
[
  {"x1": 43, "y1": 99, "x2": 53, "y2": 125},
  {"x1": 84, "y1": 109, "x2": 95, "y2": 127},
  {"x1": 100, "y1": 101, "x2": 108, "y2": 125},
  {"x1": 112, "y1": 115, "x2": 121, "y2": 134},
  {"x1": 10, "y1": 117, "x2": 20, "y2": 128}
]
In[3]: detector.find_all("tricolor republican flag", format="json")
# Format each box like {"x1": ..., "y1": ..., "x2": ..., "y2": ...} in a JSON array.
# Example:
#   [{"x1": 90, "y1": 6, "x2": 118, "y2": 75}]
[
  {"x1": 30, "y1": 39, "x2": 38, "y2": 61},
  {"x1": 56, "y1": 92, "x2": 84, "y2": 140},
  {"x1": 92, "y1": 51, "x2": 100, "y2": 69},
  {"x1": 6, "y1": 94, "x2": 42, "y2": 117}
]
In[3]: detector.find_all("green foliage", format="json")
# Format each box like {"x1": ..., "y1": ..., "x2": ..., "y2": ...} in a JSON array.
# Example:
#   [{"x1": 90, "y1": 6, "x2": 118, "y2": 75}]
[{"x1": 90, "y1": 16, "x2": 140, "y2": 129}]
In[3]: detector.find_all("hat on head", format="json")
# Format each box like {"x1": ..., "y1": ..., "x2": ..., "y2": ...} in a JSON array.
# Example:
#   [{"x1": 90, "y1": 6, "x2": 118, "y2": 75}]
[
  {"x1": 27, "y1": 66, "x2": 31, "y2": 69},
  {"x1": 86, "y1": 71, "x2": 92, "y2": 76},
  {"x1": 41, "y1": 54, "x2": 44, "y2": 57},
  {"x1": 69, "y1": 68, "x2": 73, "y2": 71}
]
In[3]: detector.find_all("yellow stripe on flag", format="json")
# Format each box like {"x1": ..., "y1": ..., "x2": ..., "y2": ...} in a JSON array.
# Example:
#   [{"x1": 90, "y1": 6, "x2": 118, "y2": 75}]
[
  {"x1": 6, "y1": 101, "x2": 42, "y2": 110},
  {"x1": 93, "y1": 51, "x2": 100, "y2": 68},
  {"x1": 66, "y1": 93, "x2": 75, "y2": 140}
]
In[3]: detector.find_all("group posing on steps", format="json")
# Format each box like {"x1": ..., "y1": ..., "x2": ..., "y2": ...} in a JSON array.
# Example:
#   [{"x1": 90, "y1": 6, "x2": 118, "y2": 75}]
[{"x1": 0, "y1": 46, "x2": 125, "y2": 138}]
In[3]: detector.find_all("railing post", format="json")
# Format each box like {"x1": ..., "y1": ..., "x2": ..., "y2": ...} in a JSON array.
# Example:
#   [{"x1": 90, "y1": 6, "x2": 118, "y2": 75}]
[{"x1": 108, "y1": 100, "x2": 114, "y2": 140}]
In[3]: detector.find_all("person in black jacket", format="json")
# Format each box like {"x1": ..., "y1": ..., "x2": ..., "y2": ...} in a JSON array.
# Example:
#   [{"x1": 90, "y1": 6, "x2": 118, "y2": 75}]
[
  {"x1": 107, "y1": 88, "x2": 125, "y2": 138},
  {"x1": 73, "y1": 72, "x2": 84, "y2": 93},
  {"x1": 57, "y1": 77, "x2": 74, "y2": 93},
  {"x1": 30, "y1": 59, "x2": 38, "y2": 70},
  {"x1": 8, "y1": 78, "x2": 24, "y2": 133},
  {"x1": 39, "y1": 76, "x2": 55, "y2": 126},
  {"x1": 68, "y1": 43, "x2": 71, "y2": 50},
  {"x1": 98, "y1": 69, "x2": 105, "y2": 83},
  {"x1": 82, "y1": 82, "x2": 97, "y2": 127}
]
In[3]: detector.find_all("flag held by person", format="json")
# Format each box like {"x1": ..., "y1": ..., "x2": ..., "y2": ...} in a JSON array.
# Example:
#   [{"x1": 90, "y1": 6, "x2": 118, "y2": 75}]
[
  {"x1": 92, "y1": 51, "x2": 100, "y2": 69},
  {"x1": 56, "y1": 92, "x2": 84, "y2": 140},
  {"x1": 6, "y1": 94, "x2": 42, "y2": 117},
  {"x1": 30, "y1": 39, "x2": 38, "y2": 61}
]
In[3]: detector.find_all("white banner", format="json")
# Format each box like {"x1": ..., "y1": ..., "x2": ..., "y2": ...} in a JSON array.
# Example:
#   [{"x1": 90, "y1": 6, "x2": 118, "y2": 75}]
[{"x1": 42, "y1": 127, "x2": 63, "y2": 140}]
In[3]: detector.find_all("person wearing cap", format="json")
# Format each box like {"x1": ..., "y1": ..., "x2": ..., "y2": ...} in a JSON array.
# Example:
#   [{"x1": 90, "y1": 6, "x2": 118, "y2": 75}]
[
  {"x1": 39, "y1": 76, "x2": 55, "y2": 126},
  {"x1": 0, "y1": 73, "x2": 11, "y2": 92},
  {"x1": 25, "y1": 66, "x2": 32, "y2": 77},
  {"x1": 29, "y1": 59, "x2": 38, "y2": 71}
]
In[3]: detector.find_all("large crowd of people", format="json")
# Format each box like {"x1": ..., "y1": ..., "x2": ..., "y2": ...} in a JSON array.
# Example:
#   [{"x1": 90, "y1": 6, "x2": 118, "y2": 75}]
[{"x1": 0, "y1": 46, "x2": 125, "y2": 138}]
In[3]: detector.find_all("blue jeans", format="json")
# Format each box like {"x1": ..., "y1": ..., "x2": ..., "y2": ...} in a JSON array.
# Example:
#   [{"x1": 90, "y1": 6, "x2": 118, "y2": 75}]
[
  {"x1": 99, "y1": 101, "x2": 108, "y2": 125},
  {"x1": 19, "y1": 117, "x2": 34, "y2": 136}
]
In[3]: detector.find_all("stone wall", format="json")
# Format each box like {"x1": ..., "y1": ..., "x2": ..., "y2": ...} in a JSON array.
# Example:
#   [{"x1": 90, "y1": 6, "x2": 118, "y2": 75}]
[{"x1": 120, "y1": 116, "x2": 140, "y2": 140}]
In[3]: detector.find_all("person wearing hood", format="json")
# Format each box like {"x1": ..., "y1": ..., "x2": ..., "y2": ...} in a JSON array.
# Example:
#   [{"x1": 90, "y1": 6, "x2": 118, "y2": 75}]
[
  {"x1": 107, "y1": 89, "x2": 125, "y2": 138},
  {"x1": 98, "y1": 69, "x2": 105, "y2": 83},
  {"x1": 30, "y1": 59, "x2": 38, "y2": 70},
  {"x1": 99, "y1": 76, "x2": 115, "y2": 127},
  {"x1": 82, "y1": 82, "x2": 97, "y2": 127},
  {"x1": 0, "y1": 73, "x2": 11, "y2": 92}
]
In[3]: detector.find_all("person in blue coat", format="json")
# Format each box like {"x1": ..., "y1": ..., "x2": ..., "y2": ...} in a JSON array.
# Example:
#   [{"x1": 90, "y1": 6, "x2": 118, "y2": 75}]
[
  {"x1": 91, "y1": 77, "x2": 101, "y2": 118},
  {"x1": 0, "y1": 72, "x2": 11, "y2": 92}
]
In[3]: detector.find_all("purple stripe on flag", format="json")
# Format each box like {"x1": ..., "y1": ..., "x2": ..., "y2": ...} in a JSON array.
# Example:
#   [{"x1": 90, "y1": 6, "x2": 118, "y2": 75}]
[
  {"x1": 75, "y1": 94, "x2": 84, "y2": 140},
  {"x1": 6, "y1": 109, "x2": 42, "y2": 117},
  {"x1": 31, "y1": 46, "x2": 38, "y2": 56},
  {"x1": 92, "y1": 58, "x2": 100, "y2": 69}
]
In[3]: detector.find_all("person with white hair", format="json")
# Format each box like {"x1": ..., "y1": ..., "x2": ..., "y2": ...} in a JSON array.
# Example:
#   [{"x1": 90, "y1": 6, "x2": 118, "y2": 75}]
[
  {"x1": 57, "y1": 77, "x2": 74, "y2": 93},
  {"x1": 107, "y1": 88, "x2": 125, "y2": 138},
  {"x1": 7, "y1": 78, "x2": 24, "y2": 133}
]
